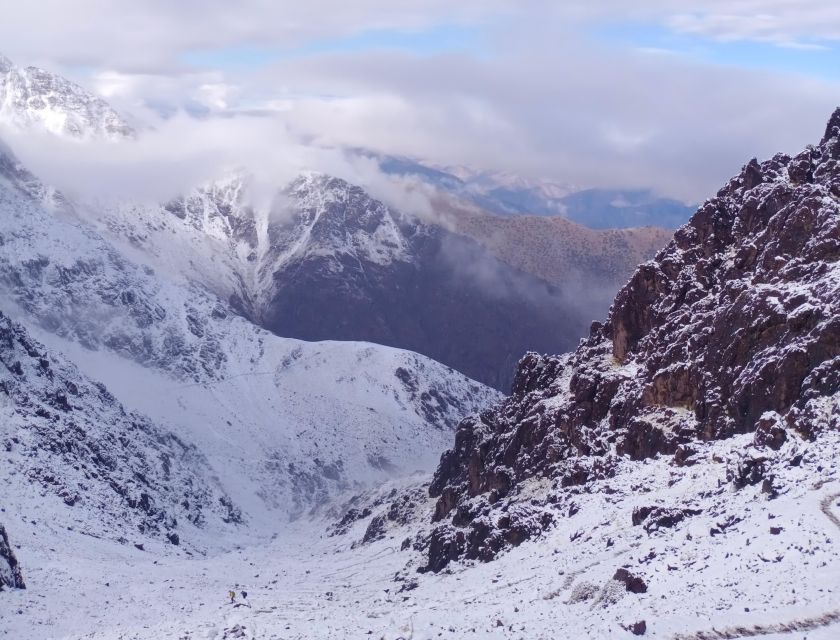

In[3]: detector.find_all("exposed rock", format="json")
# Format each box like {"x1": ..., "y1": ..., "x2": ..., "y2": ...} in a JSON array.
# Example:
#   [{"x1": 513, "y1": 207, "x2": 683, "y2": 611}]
[
  {"x1": 361, "y1": 516, "x2": 387, "y2": 545},
  {"x1": 673, "y1": 444, "x2": 698, "y2": 467},
  {"x1": 727, "y1": 455, "x2": 770, "y2": 490},
  {"x1": 632, "y1": 506, "x2": 702, "y2": 534},
  {"x1": 421, "y1": 109, "x2": 840, "y2": 571},
  {"x1": 754, "y1": 414, "x2": 788, "y2": 450},
  {"x1": 623, "y1": 620, "x2": 647, "y2": 636},
  {"x1": 613, "y1": 568, "x2": 648, "y2": 594},
  {"x1": 0, "y1": 524, "x2": 25, "y2": 590}
]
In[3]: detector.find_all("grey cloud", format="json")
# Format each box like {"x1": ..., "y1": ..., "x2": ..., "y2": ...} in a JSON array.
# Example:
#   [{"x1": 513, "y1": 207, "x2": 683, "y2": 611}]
[
  {"x1": 0, "y1": 1, "x2": 513, "y2": 72},
  {"x1": 3, "y1": 2, "x2": 839, "y2": 204},
  {"x1": 245, "y1": 36, "x2": 838, "y2": 201}
]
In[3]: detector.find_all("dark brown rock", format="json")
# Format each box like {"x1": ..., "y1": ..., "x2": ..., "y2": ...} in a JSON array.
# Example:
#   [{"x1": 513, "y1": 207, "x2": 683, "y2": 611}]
[
  {"x1": 0, "y1": 524, "x2": 25, "y2": 590},
  {"x1": 623, "y1": 620, "x2": 647, "y2": 636},
  {"x1": 673, "y1": 444, "x2": 698, "y2": 467},
  {"x1": 754, "y1": 417, "x2": 788, "y2": 450},
  {"x1": 421, "y1": 108, "x2": 840, "y2": 572},
  {"x1": 632, "y1": 506, "x2": 701, "y2": 533},
  {"x1": 613, "y1": 567, "x2": 647, "y2": 593}
]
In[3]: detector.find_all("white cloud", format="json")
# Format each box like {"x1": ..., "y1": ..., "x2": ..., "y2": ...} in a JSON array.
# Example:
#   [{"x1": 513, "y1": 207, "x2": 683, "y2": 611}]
[
  {"x1": 0, "y1": 1, "x2": 513, "y2": 71},
  {"x1": 664, "y1": 1, "x2": 840, "y2": 46},
  {"x1": 1, "y1": 2, "x2": 839, "y2": 203}
]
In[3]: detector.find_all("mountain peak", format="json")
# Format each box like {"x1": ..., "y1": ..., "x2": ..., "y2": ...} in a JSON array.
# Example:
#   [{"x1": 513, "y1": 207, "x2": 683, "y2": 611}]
[
  {"x1": 821, "y1": 106, "x2": 840, "y2": 144},
  {"x1": 0, "y1": 53, "x2": 133, "y2": 140}
]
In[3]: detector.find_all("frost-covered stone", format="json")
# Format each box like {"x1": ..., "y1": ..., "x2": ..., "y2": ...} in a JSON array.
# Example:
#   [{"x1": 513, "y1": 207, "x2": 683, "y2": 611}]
[
  {"x1": 0, "y1": 524, "x2": 24, "y2": 590},
  {"x1": 423, "y1": 108, "x2": 840, "y2": 571}
]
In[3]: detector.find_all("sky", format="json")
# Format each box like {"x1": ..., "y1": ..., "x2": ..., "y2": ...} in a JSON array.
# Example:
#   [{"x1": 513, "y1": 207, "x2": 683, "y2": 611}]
[{"x1": 2, "y1": 1, "x2": 840, "y2": 201}]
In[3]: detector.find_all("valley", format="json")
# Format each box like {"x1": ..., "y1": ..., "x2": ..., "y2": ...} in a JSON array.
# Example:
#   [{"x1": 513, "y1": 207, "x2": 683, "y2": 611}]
[{"x1": 1, "y1": 42, "x2": 839, "y2": 640}]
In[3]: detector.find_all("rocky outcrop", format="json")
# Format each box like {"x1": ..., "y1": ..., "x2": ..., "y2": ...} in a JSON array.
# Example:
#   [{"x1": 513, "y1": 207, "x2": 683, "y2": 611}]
[
  {"x1": 0, "y1": 524, "x2": 24, "y2": 590},
  {"x1": 423, "y1": 109, "x2": 840, "y2": 571}
]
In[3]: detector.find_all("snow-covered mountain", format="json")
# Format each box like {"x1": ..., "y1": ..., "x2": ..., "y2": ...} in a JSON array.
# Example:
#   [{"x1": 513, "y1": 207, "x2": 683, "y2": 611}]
[
  {"x1": 0, "y1": 56, "x2": 839, "y2": 640},
  {"x1": 0, "y1": 134, "x2": 499, "y2": 536},
  {"x1": 0, "y1": 54, "x2": 133, "y2": 140},
  {"x1": 0, "y1": 55, "x2": 674, "y2": 390},
  {"x1": 269, "y1": 108, "x2": 840, "y2": 638},
  {"x1": 421, "y1": 109, "x2": 840, "y2": 571},
  {"x1": 86, "y1": 170, "x2": 671, "y2": 390},
  {"x1": 79, "y1": 170, "x2": 582, "y2": 390}
]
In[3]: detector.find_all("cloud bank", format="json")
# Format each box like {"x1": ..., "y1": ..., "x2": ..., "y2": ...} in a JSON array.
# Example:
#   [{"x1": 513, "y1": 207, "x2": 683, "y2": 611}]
[{"x1": 1, "y1": 2, "x2": 839, "y2": 203}]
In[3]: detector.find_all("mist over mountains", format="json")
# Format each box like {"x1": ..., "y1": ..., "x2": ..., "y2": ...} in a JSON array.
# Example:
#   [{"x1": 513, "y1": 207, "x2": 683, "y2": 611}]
[
  {"x1": 3, "y1": 37, "x2": 837, "y2": 640},
  {"x1": 0, "y1": 53, "x2": 674, "y2": 390}
]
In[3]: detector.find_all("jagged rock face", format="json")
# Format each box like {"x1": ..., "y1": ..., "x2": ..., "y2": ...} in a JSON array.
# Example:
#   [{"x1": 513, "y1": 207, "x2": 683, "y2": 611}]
[
  {"x1": 0, "y1": 148, "x2": 232, "y2": 382},
  {"x1": 0, "y1": 524, "x2": 25, "y2": 590},
  {"x1": 257, "y1": 175, "x2": 586, "y2": 390},
  {"x1": 164, "y1": 174, "x2": 259, "y2": 254},
  {"x1": 424, "y1": 109, "x2": 840, "y2": 571},
  {"x1": 0, "y1": 54, "x2": 133, "y2": 140},
  {"x1": 0, "y1": 311, "x2": 239, "y2": 542}
]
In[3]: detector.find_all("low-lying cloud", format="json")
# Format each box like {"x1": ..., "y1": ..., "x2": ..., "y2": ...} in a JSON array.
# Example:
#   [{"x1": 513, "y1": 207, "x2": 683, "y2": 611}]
[
  {"x1": 3, "y1": 2, "x2": 840, "y2": 204},
  {"x1": 0, "y1": 113, "x2": 446, "y2": 228}
]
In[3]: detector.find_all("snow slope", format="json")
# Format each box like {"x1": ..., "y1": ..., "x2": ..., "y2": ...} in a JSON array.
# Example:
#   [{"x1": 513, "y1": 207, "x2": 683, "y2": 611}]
[
  {"x1": 0, "y1": 311, "x2": 240, "y2": 550},
  {"x1": 0, "y1": 141, "x2": 499, "y2": 531},
  {"x1": 1, "y1": 430, "x2": 838, "y2": 639}
]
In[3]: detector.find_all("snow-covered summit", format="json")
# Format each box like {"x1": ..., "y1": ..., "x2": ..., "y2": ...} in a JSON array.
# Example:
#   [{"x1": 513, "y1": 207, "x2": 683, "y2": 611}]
[{"x1": 0, "y1": 54, "x2": 133, "y2": 140}]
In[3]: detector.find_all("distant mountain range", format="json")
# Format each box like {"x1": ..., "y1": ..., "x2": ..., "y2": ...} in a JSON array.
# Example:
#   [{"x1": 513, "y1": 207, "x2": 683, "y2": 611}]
[
  {"x1": 0, "y1": 52, "x2": 675, "y2": 394},
  {"x1": 371, "y1": 152, "x2": 697, "y2": 229}
]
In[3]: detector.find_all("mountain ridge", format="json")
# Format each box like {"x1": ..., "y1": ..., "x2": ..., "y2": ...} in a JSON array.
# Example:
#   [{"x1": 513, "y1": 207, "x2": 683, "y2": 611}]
[
  {"x1": 0, "y1": 54, "x2": 133, "y2": 140},
  {"x1": 419, "y1": 107, "x2": 840, "y2": 570}
]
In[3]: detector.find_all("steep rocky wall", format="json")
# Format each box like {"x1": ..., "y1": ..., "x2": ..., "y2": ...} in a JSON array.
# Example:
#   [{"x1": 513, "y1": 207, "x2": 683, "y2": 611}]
[
  {"x1": 423, "y1": 109, "x2": 840, "y2": 571},
  {"x1": 0, "y1": 524, "x2": 24, "y2": 590}
]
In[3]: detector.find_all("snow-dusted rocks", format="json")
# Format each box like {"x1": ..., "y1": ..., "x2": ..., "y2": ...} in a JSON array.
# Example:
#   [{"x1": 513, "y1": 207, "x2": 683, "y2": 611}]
[
  {"x1": 421, "y1": 108, "x2": 840, "y2": 571},
  {"x1": 0, "y1": 310, "x2": 239, "y2": 546},
  {"x1": 0, "y1": 524, "x2": 25, "y2": 590},
  {"x1": 0, "y1": 54, "x2": 133, "y2": 140}
]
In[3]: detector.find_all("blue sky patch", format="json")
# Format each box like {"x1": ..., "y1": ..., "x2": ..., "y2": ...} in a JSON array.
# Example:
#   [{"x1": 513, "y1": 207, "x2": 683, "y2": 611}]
[
  {"x1": 183, "y1": 24, "x2": 482, "y2": 70},
  {"x1": 592, "y1": 22, "x2": 840, "y2": 81}
]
